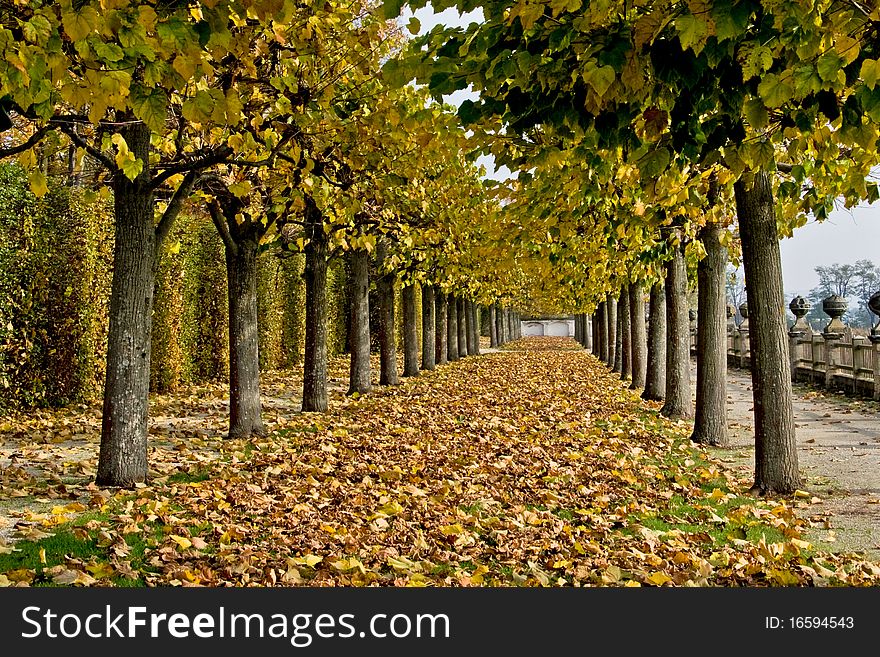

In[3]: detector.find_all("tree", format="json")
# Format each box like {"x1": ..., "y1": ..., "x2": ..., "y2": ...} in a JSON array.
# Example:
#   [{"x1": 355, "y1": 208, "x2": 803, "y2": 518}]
[{"x1": 0, "y1": 1, "x2": 291, "y2": 485}]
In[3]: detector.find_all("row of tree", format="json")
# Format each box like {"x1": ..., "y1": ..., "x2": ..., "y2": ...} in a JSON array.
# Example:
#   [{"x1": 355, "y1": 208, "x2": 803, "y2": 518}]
[
  {"x1": 386, "y1": 0, "x2": 880, "y2": 494},
  {"x1": 0, "y1": 2, "x2": 530, "y2": 486}
]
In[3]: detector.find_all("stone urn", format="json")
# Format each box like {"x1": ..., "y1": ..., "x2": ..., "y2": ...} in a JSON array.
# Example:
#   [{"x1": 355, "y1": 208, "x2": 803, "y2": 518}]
[
  {"x1": 821, "y1": 294, "x2": 847, "y2": 340},
  {"x1": 738, "y1": 301, "x2": 749, "y2": 331},
  {"x1": 869, "y1": 290, "x2": 880, "y2": 343},
  {"x1": 788, "y1": 295, "x2": 811, "y2": 337}
]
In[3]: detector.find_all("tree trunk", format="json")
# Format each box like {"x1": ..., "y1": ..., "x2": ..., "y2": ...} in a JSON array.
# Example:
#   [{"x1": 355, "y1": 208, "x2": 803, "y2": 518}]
[
  {"x1": 592, "y1": 313, "x2": 599, "y2": 355},
  {"x1": 421, "y1": 284, "x2": 435, "y2": 371},
  {"x1": 584, "y1": 314, "x2": 592, "y2": 350},
  {"x1": 457, "y1": 298, "x2": 468, "y2": 358},
  {"x1": 377, "y1": 254, "x2": 399, "y2": 385},
  {"x1": 477, "y1": 304, "x2": 484, "y2": 353},
  {"x1": 489, "y1": 305, "x2": 498, "y2": 347},
  {"x1": 465, "y1": 299, "x2": 475, "y2": 355},
  {"x1": 643, "y1": 282, "x2": 666, "y2": 401},
  {"x1": 691, "y1": 224, "x2": 729, "y2": 446},
  {"x1": 435, "y1": 287, "x2": 447, "y2": 366},
  {"x1": 471, "y1": 302, "x2": 481, "y2": 355},
  {"x1": 302, "y1": 215, "x2": 329, "y2": 412},
  {"x1": 97, "y1": 123, "x2": 154, "y2": 486},
  {"x1": 661, "y1": 242, "x2": 693, "y2": 419},
  {"x1": 613, "y1": 299, "x2": 623, "y2": 373},
  {"x1": 575, "y1": 314, "x2": 582, "y2": 345},
  {"x1": 447, "y1": 293, "x2": 459, "y2": 361},
  {"x1": 402, "y1": 284, "x2": 419, "y2": 377},
  {"x1": 497, "y1": 304, "x2": 505, "y2": 344},
  {"x1": 629, "y1": 283, "x2": 647, "y2": 390},
  {"x1": 348, "y1": 248, "x2": 372, "y2": 395},
  {"x1": 597, "y1": 302, "x2": 606, "y2": 361},
  {"x1": 606, "y1": 295, "x2": 617, "y2": 369},
  {"x1": 620, "y1": 287, "x2": 631, "y2": 380},
  {"x1": 735, "y1": 171, "x2": 799, "y2": 493},
  {"x1": 225, "y1": 239, "x2": 265, "y2": 438}
]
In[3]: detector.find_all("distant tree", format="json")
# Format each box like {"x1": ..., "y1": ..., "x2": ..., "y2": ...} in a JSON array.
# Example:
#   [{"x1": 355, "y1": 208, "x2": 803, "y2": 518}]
[{"x1": 806, "y1": 260, "x2": 880, "y2": 328}]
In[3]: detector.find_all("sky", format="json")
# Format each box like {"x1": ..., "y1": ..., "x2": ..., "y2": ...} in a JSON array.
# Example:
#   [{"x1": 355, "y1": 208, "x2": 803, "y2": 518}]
[{"x1": 400, "y1": 4, "x2": 880, "y2": 296}]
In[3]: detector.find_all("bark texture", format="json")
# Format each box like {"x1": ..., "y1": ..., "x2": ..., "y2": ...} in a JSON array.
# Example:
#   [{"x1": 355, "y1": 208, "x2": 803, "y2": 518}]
[
  {"x1": 447, "y1": 294, "x2": 459, "y2": 362},
  {"x1": 629, "y1": 283, "x2": 647, "y2": 390},
  {"x1": 465, "y1": 299, "x2": 475, "y2": 355},
  {"x1": 347, "y1": 249, "x2": 372, "y2": 395},
  {"x1": 692, "y1": 224, "x2": 729, "y2": 446},
  {"x1": 606, "y1": 296, "x2": 617, "y2": 369},
  {"x1": 643, "y1": 282, "x2": 666, "y2": 401},
  {"x1": 489, "y1": 305, "x2": 498, "y2": 347},
  {"x1": 97, "y1": 123, "x2": 154, "y2": 486},
  {"x1": 457, "y1": 298, "x2": 467, "y2": 358},
  {"x1": 619, "y1": 288, "x2": 631, "y2": 380},
  {"x1": 735, "y1": 171, "x2": 800, "y2": 493},
  {"x1": 661, "y1": 242, "x2": 693, "y2": 419},
  {"x1": 421, "y1": 284, "x2": 435, "y2": 371},
  {"x1": 435, "y1": 287, "x2": 447, "y2": 366},
  {"x1": 225, "y1": 239, "x2": 265, "y2": 437},
  {"x1": 471, "y1": 302, "x2": 481, "y2": 355},
  {"x1": 302, "y1": 209, "x2": 329, "y2": 412},
  {"x1": 402, "y1": 284, "x2": 420, "y2": 377},
  {"x1": 377, "y1": 245, "x2": 399, "y2": 385}
]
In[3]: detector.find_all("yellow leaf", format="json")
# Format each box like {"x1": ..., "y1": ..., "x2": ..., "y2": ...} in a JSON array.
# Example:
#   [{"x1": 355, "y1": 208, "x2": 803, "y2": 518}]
[
  {"x1": 377, "y1": 501, "x2": 405, "y2": 517},
  {"x1": 28, "y1": 171, "x2": 48, "y2": 198},
  {"x1": 647, "y1": 571, "x2": 672, "y2": 586},
  {"x1": 291, "y1": 554, "x2": 323, "y2": 567},
  {"x1": 86, "y1": 562, "x2": 116, "y2": 579},
  {"x1": 440, "y1": 523, "x2": 465, "y2": 536},
  {"x1": 170, "y1": 535, "x2": 192, "y2": 550},
  {"x1": 331, "y1": 557, "x2": 366, "y2": 573}
]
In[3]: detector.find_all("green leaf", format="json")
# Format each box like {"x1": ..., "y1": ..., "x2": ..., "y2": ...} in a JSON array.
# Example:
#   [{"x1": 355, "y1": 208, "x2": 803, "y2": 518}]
[
  {"x1": 637, "y1": 146, "x2": 670, "y2": 178},
  {"x1": 62, "y1": 6, "x2": 97, "y2": 42},
  {"x1": 93, "y1": 41, "x2": 125, "y2": 63},
  {"x1": 861, "y1": 59, "x2": 880, "y2": 90},
  {"x1": 816, "y1": 52, "x2": 843, "y2": 84},
  {"x1": 130, "y1": 87, "x2": 167, "y2": 133},
  {"x1": 743, "y1": 98, "x2": 769, "y2": 130},
  {"x1": 583, "y1": 65, "x2": 615, "y2": 97},
  {"x1": 22, "y1": 15, "x2": 53, "y2": 44},
  {"x1": 382, "y1": 0, "x2": 405, "y2": 19},
  {"x1": 757, "y1": 74, "x2": 793, "y2": 108},
  {"x1": 675, "y1": 14, "x2": 708, "y2": 53},
  {"x1": 407, "y1": 17, "x2": 421, "y2": 35}
]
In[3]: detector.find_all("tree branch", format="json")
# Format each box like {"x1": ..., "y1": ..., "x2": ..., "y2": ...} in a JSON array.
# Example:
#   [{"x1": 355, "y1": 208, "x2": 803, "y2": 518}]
[
  {"x1": 150, "y1": 145, "x2": 233, "y2": 191},
  {"x1": 208, "y1": 200, "x2": 238, "y2": 256},
  {"x1": 155, "y1": 169, "x2": 198, "y2": 251},
  {"x1": 0, "y1": 125, "x2": 52, "y2": 158},
  {"x1": 57, "y1": 122, "x2": 117, "y2": 172}
]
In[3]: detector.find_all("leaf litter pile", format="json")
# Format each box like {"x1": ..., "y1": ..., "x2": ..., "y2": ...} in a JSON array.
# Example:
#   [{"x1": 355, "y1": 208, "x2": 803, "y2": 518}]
[{"x1": 2, "y1": 337, "x2": 879, "y2": 587}]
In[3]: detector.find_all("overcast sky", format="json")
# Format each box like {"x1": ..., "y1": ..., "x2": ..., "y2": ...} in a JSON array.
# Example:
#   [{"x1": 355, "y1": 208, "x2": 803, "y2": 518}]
[{"x1": 401, "y1": 5, "x2": 880, "y2": 296}]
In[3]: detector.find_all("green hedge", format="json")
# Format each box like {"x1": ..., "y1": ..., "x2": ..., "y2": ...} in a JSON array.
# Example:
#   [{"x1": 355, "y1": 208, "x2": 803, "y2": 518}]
[
  {"x1": 0, "y1": 165, "x2": 353, "y2": 411},
  {"x1": 0, "y1": 164, "x2": 112, "y2": 410}
]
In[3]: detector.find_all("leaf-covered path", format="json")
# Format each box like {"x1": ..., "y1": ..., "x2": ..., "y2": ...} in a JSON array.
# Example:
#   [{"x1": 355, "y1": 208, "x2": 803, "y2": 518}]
[{"x1": 2, "y1": 338, "x2": 880, "y2": 586}]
